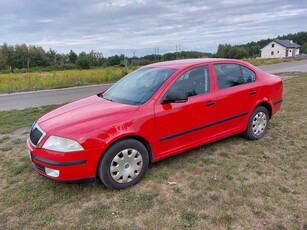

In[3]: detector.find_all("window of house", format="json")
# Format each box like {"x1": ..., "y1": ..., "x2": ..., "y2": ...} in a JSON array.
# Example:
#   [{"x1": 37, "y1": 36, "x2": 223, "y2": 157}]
[
  {"x1": 214, "y1": 64, "x2": 256, "y2": 89},
  {"x1": 277, "y1": 51, "x2": 279, "y2": 53},
  {"x1": 167, "y1": 66, "x2": 210, "y2": 97},
  {"x1": 289, "y1": 50, "x2": 292, "y2": 52},
  {"x1": 271, "y1": 44, "x2": 275, "y2": 48},
  {"x1": 271, "y1": 51, "x2": 274, "y2": 55}
]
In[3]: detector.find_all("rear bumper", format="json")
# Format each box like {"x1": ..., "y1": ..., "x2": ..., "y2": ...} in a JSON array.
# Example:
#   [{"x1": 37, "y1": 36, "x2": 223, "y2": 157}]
[{"x1": 27, "y1": 138, "x2": 102, "y2": 182}]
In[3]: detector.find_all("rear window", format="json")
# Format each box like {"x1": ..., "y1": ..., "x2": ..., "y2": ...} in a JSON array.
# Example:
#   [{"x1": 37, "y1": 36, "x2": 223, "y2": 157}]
[{"x1": 214, "y1": 64, "x2": 256, "y2": 89}]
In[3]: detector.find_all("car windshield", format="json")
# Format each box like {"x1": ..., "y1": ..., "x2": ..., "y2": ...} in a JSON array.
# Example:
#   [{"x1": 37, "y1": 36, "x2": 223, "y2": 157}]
[{"x1": 102, "y1": 67, "x2": 177, "y2": 105}]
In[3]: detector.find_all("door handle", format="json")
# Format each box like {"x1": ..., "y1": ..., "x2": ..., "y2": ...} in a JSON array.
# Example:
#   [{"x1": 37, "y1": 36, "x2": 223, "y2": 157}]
[
  {"x1": 206, "y1": 101, "x2": 215, "y2": 106},
  {"x1": 249, "y1": 91, "x2": 256, "y2": 95}
]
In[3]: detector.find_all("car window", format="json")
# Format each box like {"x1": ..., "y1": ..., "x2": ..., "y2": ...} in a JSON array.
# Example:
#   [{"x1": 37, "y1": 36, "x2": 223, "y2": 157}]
[
  {"x1": 214, "y1": 64, "x2": 256, "y2": 89},
  {"x1": 102, "y1": 67, "x2": 177, "y2": 105},
  {"x1": 167, "y1": 66, "x2": 210, "y2": 97},
  {"x1": 241, "y1": 66, "x2": 256, "y2": 83},
  {"x1": 214, "y1": 64, "x2": 242, "y2": 89}
]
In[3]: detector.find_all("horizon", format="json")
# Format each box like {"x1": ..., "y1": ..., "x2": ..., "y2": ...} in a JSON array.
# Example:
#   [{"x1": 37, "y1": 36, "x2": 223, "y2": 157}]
[{"x1": 1, "y1": 0, "x2": 307, "y2": 57}]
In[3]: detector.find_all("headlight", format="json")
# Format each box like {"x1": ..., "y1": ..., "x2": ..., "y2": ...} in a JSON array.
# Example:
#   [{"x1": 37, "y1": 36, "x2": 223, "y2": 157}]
[{"x1": 42, "y1": 135, "x2": 84, "y2": 152}]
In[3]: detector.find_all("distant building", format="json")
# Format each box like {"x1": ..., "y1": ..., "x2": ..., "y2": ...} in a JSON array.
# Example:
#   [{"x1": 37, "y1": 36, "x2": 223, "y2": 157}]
[
  {"x1": 260, "y1": 39, "x2": 301, "y2": 58},
  {"x1": 131, "y1": 57, "x2": 141, "y2": 65}
]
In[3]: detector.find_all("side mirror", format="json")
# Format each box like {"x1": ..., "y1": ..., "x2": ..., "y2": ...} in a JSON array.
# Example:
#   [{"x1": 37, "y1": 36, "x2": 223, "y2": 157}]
[{"x1": 162, "y1": 91, "x2": 188, "y2": 104}]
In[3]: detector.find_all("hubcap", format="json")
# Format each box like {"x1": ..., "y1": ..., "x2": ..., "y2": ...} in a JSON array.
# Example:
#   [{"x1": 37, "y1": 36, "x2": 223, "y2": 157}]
[
  {"x1": 110, "y1": 148, "x2": 143, "y2": 183},
  {"x1": 252, "y1": 111, "x2": 267, "y2": 136}
]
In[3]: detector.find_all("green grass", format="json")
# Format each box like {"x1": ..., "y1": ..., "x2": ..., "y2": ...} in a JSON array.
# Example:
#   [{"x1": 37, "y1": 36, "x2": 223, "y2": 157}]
[
  {"x1": 0, "y1": 104, "x2": 60, "y2": 134},
  {"x1": 0, "y1": 66, "x2": 138, "y2": 94},
  {"x1": 0, "y1": 74, "x2": 306, "y2": 229}
]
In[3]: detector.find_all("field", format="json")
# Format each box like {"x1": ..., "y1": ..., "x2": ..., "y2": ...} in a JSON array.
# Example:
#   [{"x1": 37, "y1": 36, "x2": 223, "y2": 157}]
[
  {"x1": 1, "y1": 58, "x2": 305, "y2": 94},
  {"x1": 0, "y1": 74, "x2": 306, "y2": 229},
  {"x1": 0, "y1": 67, "x2": 135, "y2": 94}
]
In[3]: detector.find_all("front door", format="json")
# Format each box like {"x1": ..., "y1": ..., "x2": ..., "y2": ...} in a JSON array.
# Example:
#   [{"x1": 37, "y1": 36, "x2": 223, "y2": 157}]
[{"x1": 154, "y1": 65, "x2": 217, "y2": 158}]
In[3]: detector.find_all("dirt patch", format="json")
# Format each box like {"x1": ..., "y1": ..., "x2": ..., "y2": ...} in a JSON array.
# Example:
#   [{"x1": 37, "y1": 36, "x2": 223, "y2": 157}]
[{"x1": 274, "y1": 72, "x2": 300, "y2": 81}]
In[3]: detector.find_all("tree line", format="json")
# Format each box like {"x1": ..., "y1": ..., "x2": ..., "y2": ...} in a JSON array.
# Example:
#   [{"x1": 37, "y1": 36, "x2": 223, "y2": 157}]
[
  {"x1": 1, "y1": 31, "x2": 306, "y2": 73},
  {"x1": 215, "y1": 31, "x2": 307, "y2": 59},
  {"x1": 0, "y1": 43, "x2": 108, "y2": 73}
]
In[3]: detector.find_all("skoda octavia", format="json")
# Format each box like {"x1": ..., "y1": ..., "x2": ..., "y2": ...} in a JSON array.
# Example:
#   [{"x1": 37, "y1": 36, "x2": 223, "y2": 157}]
[{"x1": 27, "y1": 59, "x2": 283, "y2": 189}]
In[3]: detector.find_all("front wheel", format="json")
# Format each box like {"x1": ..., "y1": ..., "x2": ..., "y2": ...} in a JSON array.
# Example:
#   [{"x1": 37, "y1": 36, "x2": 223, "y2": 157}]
[
  {"x1": 243, "y1": 106, "x2": 269, "y2": 140},
  {"x1": 98, "y1": 138, "x2": 149, "y2": 189}
]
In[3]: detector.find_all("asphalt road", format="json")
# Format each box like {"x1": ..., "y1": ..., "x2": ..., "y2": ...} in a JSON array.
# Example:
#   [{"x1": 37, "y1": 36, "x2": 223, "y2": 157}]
[
  {"x1": 0, "y1": 60, "x2": 306, "y2": 111},
  {"x1": 0, "y1": 84, "x2": 112, "y2": 111},
  {"x1": 258, "y1": 59, "x2": 307, "y2": 73}
]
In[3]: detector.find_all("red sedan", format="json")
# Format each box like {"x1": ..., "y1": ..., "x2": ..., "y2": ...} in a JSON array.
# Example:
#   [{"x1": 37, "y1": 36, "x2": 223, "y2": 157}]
[{"x1": 27, "y1": 59, "x2": 283, "y2": 189}]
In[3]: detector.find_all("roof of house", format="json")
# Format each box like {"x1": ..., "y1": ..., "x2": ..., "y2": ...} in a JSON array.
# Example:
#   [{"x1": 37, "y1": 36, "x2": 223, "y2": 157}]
[{"x1": 274, "y1": 39, "x2": 301, "y2": 48}]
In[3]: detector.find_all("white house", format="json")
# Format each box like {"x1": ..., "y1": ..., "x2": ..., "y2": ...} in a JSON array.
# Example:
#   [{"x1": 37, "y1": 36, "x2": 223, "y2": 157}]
[{"x1": 260, "y1": 40, "x2": 301, "y2": 58}]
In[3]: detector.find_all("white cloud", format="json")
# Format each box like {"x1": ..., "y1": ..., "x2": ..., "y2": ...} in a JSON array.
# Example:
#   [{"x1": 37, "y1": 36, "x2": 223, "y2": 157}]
[{"x1": 0, "y1": 0, "x2": 306, "y2": 56}]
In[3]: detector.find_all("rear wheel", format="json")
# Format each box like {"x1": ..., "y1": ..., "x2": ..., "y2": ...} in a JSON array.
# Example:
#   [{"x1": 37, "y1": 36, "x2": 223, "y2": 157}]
[
  {"x1": 244, "y1": 106, "x2": 269, "y2": 140},
  {"x1": 98, "y1": 138, "x2": 149, "y2": 189}
]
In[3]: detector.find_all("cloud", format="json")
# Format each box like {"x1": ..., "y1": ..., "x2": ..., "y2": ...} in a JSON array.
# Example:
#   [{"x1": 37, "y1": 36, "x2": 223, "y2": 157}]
[{"x1": 0, "y1": 0, "x2": 306, "y2": 56}]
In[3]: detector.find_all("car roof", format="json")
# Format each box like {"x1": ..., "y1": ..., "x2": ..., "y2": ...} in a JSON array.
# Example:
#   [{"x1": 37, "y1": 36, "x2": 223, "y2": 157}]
[{"x1": 145, "y1": 58, "x2": 243, "y2": 69}]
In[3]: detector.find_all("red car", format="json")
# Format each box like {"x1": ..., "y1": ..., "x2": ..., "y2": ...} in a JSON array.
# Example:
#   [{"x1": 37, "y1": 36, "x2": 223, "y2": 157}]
[{"x1": 27, "y1": 59, "x2": 283, "y2": 189}]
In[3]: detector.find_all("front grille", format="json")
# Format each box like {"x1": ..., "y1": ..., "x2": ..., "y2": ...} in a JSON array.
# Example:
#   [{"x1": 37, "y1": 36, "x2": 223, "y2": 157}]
[
  {"x1": 33, "y1": 162, "x2": 45, "y2": 174},
  {"x1": 29, "y1": 123, "x2": 45, "y2": 146}
]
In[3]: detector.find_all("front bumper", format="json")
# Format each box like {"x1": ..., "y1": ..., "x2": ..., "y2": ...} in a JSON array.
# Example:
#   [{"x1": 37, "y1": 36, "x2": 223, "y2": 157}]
[{"x1": 27, "y1": 138, "x2": 102, "y2": 182}]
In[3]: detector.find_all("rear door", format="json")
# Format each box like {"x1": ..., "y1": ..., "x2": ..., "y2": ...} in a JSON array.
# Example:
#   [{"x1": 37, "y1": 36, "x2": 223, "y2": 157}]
[{"x1": 212, "y1": 63, "x2": 260, "y2": 135}]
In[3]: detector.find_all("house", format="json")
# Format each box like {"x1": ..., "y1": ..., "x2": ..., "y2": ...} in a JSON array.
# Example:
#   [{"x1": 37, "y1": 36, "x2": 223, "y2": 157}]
[
  {"x1": 131, "y1": 57, "x2": 141, "y2": 65},
  {"x1": 260, "y1": 39, "x2": 301, "y2": 58}
]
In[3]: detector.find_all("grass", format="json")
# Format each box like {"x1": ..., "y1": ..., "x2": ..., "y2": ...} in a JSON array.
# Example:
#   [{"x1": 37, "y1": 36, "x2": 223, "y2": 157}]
[
  {"x1": 0, "y1": 74, "x2": 306, "y2": 229},
  {"x1": 244, "y1": 57, "x2": 305, "y2": 66},
  {"x1": 0, "y1": 66, "x2": 138, "y2": 94},
  {"x1": 0, "y1": 104, "x2": 60, "y2": 134}
]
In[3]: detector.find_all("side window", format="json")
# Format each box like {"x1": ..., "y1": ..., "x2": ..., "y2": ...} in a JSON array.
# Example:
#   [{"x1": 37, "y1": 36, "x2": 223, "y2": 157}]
[
  {"x1": 241, "y1": 66, "x2": 256, "y2": 83},
  {"x1": 214, "y1": 64, "x2": 242, "y2": 89},
  {"x1": 168, "y1": 66, "x2": 210, "y2": 97}
]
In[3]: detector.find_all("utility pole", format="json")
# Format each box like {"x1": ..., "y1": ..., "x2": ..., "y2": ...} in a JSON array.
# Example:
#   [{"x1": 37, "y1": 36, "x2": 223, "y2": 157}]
[
  {"x1": 154, "y1": 47, "x2": 159, "y2": 62},
  {"x1": 124, "y1": 58, "x2": 128, "y2": 75},
  {"x1": 176, "y1": 45, "x2": 180, "y2": 59}
]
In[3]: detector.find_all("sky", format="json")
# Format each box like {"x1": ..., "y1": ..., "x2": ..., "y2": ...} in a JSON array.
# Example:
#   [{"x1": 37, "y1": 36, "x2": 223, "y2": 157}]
[{"x1": 0, "y1": 0, "x2": 307, "y2": 57}]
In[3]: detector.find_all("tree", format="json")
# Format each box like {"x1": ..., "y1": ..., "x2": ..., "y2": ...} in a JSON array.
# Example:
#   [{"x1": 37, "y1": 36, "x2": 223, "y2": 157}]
[
  {"x1": 108, "y1": 55, "x2": 121, "y2": 66},
  {"x1": 1, "y1": 43, "x2": 15, "y2": 72},
  {"x1": 68, "y1": 50, "x2": 78, "y2": 64},
  {"x1": 28, "y1": 46, "x2": 49, "y2": 67},
  {"x1": 301, "y1": 43, "x2": 307, "y2": 54},
  {"x1": 46, "y1": 49, "x2": 57, "y2": 65},
  {"x1": 14, "y1": 44, "x2": 30, "y2": 69},
  {"x1": 216, "y1": 44, "x2": 232, "y2": 58},
  {"x1": 76, "y1": 52, "x2": 90, "y2": 69},
  {"x1": 88, "y1": 50, "x2": 104, "y2": 66},
  {"x1": 0, "y1": 49, "x2": 5, "y2": 71}
]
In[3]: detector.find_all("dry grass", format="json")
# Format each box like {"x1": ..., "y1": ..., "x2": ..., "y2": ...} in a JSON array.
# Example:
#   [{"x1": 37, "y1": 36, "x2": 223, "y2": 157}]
[
  {"x1": 244, "y1": 57, "x2": 306, "y2": 66},
  {"x1": 0, "y1": 66, "x2": 138, "y2": 94},
  {"x1": 0, "y1": 74, "x2": 306, "y2": 229}
]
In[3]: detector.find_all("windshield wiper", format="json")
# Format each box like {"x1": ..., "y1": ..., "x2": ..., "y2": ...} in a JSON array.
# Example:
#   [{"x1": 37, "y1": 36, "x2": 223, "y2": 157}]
[{"x1": 104, "y1": 97, "x2": 113, "y2": 102}]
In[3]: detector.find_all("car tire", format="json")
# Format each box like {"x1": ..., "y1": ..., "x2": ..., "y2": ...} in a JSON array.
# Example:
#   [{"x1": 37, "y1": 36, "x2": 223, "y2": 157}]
[
  {"x1": 243, "y1": 106, "x2": 269, "y2": 140},
  {"x1": 98, "y1": 138, "x2": 149, "y2": 189}
]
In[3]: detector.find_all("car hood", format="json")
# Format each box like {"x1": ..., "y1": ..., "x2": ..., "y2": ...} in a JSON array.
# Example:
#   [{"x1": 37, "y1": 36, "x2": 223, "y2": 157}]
[{"x1": 37, "y1": 95, "x2": 138, "y2": 136}]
